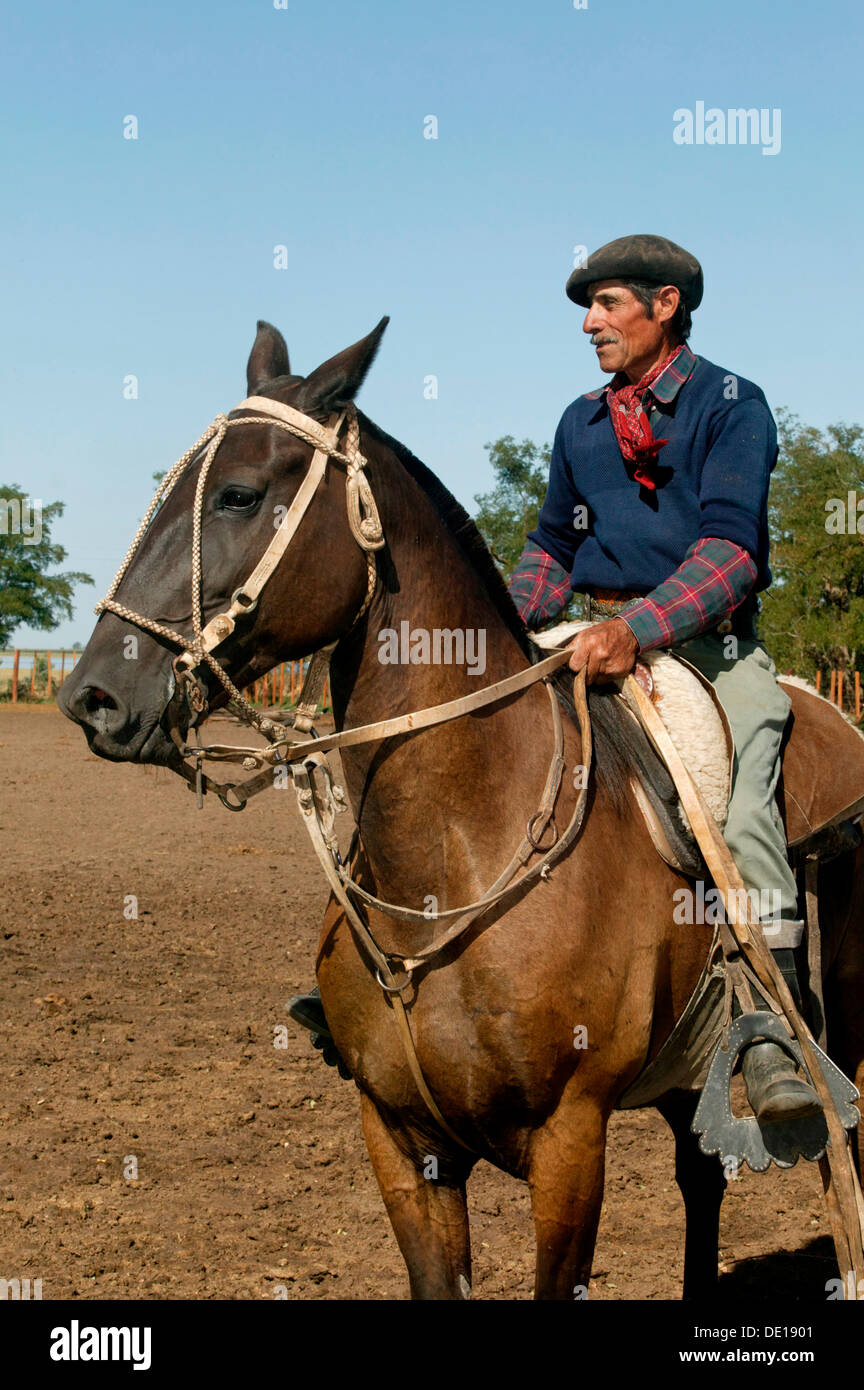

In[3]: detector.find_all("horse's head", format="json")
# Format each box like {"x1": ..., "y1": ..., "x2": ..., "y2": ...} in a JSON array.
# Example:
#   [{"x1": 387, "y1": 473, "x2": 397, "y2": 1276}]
[{"x1": 59, "y1": 316, "x2": 389, "y2": 766}]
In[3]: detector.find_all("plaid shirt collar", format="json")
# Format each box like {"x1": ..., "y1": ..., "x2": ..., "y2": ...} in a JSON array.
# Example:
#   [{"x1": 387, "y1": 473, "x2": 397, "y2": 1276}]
[{"x1": 584, "y1": 343, "x2": 698, "y2": 405}]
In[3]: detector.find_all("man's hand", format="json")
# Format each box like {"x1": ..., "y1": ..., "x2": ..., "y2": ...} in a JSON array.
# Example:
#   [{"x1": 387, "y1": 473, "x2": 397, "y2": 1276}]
[{"x1": 567, "y1": 616, "x2": 639, "y2": 684}]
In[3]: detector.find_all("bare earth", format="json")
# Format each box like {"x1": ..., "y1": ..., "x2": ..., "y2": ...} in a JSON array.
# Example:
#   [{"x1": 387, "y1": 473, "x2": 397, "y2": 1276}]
[{"x1": 0, "y1": 706, "x2": 838, "y2": 1301}]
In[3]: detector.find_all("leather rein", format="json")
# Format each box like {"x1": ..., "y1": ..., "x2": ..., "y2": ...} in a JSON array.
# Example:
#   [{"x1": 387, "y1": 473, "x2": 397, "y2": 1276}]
[{"x1": 94, "y1": 395, "x2": 593, "y2": 1149}]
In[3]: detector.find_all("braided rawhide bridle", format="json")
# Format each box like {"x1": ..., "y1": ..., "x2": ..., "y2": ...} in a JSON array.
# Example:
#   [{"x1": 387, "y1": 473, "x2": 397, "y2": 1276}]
[{"x1": 95, "y1": 396, "x2": 384, "y2": 734}]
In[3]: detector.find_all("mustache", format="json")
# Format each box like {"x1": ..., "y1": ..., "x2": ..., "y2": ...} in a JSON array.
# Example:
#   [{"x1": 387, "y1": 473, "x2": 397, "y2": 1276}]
[{"x1": 591, "y1": 335, "x2": 619, "y2": 346}]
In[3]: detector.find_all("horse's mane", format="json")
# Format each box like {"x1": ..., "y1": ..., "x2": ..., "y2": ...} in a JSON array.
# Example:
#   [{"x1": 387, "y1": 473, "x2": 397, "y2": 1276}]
[
  {"x1": 358, "y1": 412, "x2": 533, "y2": 659},
  {"x1": 358, "y1": 412, "x2": 654, "y2": 817}
]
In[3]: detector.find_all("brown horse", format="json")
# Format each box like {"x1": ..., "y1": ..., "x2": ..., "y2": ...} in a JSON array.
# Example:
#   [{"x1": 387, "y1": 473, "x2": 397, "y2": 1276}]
[{"x1": 59, "y1": 318, "x2": 864, "y2": 1299}]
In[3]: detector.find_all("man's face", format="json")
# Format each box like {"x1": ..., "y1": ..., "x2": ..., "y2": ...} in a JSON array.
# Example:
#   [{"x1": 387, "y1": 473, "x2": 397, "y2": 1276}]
[{"x1": 582, "y1": 280, "x2": 676, "y2": 377}]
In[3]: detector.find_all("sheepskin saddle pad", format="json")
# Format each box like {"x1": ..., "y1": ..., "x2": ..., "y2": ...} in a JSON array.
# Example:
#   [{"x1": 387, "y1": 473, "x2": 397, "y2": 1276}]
[{"x1": 531, "y1": 621, "x2": 732, "y2": 850}]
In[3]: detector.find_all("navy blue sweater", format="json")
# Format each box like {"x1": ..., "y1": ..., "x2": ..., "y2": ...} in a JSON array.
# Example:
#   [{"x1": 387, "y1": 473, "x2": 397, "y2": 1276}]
[{"x1": 528, "y1": 352, "x2": 777, "y2": 593}]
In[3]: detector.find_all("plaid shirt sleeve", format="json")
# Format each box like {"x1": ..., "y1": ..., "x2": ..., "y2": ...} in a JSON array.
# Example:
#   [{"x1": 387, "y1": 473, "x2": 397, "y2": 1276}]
[
  {"x1": 507, "y1": 541, "x2": 573, "y2": 629},
  {"x1": 617, "y1": 538, "x2": 757, "y2": 652}
]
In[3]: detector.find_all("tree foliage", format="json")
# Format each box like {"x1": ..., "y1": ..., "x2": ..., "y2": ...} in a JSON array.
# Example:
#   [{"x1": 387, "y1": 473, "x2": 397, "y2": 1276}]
[
  {"x1": 759, "y1": 412, "x2": 864, "y2": 678},
  {"x1": 0, "y1": 485, "x2": 93, "y2": 648},
  {"x1": 472, "y1": 435, "x2": 551, "y2": 579}
]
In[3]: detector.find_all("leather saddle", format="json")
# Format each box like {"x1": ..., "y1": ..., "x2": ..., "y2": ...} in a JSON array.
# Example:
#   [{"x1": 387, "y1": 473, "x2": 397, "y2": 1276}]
[{"x1": 624, "y1": 661, "x2": 864, "y2": 874}]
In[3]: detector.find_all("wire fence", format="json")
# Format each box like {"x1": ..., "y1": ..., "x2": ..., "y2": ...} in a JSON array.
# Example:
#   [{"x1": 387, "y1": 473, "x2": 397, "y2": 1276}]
[
  {"x1": 813, "y1": 668, "x2": 861, "y2": 719},
  {"x1": 0, "y1": 651, "x2": 330, "y2": 713}
]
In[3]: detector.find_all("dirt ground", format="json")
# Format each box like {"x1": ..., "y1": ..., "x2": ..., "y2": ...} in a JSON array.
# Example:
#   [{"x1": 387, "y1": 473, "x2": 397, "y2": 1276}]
[{"x1": 0, "y1": 705, "x2": 842, "y2": 1301}]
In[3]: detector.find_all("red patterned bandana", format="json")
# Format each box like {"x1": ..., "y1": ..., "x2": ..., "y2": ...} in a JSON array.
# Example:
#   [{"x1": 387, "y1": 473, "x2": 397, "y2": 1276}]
[{"x1": 606, "y1": 347, "x2": 681, "y2": 490}]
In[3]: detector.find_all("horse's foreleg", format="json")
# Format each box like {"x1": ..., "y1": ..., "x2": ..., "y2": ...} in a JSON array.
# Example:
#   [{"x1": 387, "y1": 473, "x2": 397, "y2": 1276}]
[
  {"x1": 656, "y1": 1088, "x2": 726, "y2": 1299},
  {"x1": 825, "y1": 968, "x2": 864, "y2": 1187},
  {"x1": 818, "y1": 844, "x2": 864, "y2": 1186},
  {"x1": 528, "y1": 1094, "x2": 608, "y2": 1300},
  {"x1": 360, "y1": 1093, "x2": 474, "y2": 1300}
]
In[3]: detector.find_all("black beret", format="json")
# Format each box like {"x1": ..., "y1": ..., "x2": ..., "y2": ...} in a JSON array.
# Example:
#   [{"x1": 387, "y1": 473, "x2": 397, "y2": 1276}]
[{"x1": 566, "y1": 234, "x2": 703, "y2": 311}]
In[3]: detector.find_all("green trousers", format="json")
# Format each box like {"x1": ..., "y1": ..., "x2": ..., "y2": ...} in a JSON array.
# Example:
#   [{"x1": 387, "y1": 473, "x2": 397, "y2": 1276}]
[{"x1": 673, "y1": 632, "x2": 800, "y2": 922}]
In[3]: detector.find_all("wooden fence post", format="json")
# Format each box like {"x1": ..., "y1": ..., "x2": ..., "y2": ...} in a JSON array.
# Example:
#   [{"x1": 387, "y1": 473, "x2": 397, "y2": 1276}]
[
  {"x1": 11, "y1": 649, "x2": 19, "y2": 703},
  {"x1": 856, "y1": 672, "x2": 861, "y2": 720}
]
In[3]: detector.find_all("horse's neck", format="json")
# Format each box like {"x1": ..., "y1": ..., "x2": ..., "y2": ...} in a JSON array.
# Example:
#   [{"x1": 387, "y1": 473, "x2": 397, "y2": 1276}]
[{"x1": 329, "y1": 455, "x2": 556, "y2": 912}]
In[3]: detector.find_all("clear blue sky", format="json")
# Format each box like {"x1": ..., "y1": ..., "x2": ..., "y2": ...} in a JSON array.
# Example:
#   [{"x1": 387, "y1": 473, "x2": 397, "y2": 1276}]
[{"x1": 3, "y1": 0, "x2": 862, "y2": 646}]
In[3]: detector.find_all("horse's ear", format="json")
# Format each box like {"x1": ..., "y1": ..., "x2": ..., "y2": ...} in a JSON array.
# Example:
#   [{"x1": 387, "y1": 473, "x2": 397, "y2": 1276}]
[
  {"x1": 246, "y1": 321, "x2": 291, "y2": 394},
  {"x1": 296, "y1": 317, "x2": 389, "y2": 417}
]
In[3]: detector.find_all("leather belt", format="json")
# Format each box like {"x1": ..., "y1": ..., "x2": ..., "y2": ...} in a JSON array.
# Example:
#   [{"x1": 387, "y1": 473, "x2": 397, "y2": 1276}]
[
  {"x1": 580, "y1": 588, "x2": 758, "y2": 640},
  {"x1": 582, "y1": 588, "x2": 644, "y2": 621}
]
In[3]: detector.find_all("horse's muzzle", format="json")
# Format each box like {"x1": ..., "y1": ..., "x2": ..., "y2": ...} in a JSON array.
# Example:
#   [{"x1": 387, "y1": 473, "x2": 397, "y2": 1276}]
[{"x1": 57, "y1": 667, "x2": 181, "y2": 765}]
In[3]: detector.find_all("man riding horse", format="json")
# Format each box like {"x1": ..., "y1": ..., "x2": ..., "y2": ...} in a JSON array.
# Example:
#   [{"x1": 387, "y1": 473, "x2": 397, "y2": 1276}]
[{"x1": 290, "y1": 232, "x2": 822, "y2": 1127}]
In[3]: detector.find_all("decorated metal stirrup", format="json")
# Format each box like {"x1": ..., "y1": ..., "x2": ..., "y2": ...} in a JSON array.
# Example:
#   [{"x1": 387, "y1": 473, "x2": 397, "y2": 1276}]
[{"x1": 692, "y1": 1011, "x2": 859, "y2": 1173}]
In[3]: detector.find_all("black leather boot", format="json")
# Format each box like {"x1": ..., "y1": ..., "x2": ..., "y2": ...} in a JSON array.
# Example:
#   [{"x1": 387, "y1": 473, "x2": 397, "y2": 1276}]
[
  {"x1": 287, "y1": 985, "x2": 330, "y2": 1037},
  {"x1": 740, "y1": 942, "x2": 823, "y2": 1125},
  {"x1": 286, "y1": 987, "x2": 352, "y2": 1080}
]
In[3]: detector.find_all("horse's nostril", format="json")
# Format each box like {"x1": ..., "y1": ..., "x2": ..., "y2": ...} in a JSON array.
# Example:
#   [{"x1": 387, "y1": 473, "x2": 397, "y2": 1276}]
[{"x1": 86, "y1": 687, "x2": 118, "y2": 713}]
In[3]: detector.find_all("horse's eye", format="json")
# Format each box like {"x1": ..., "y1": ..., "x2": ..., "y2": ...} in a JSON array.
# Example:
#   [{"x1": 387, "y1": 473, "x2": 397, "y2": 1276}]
[{"x1": 219, "y1": 486, "x2": 260, "y2": 512}]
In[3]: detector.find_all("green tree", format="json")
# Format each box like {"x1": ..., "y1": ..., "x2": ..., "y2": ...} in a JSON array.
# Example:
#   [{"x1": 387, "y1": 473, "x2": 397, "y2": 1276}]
[
  {"x1": 473, "y1": 435, "x2": 551, "y2": 579},
  {"x1": 0, "y1": 486, "x2": 93, "y2": 648},
  {"x1": 760, "y1": 412, "x2": 864, "y2": 679}
]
